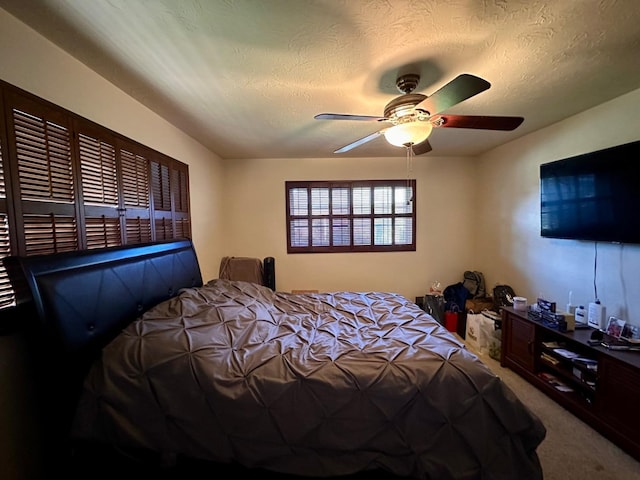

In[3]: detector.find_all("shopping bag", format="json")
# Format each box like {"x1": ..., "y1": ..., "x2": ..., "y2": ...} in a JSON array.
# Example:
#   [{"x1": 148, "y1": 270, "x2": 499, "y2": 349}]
[
  {"x1": 466, "y1": 311, "x2": 495, "y2": 353},
  {"x1": 465, "y1": 312, "x2": 482, "y2": 350}
]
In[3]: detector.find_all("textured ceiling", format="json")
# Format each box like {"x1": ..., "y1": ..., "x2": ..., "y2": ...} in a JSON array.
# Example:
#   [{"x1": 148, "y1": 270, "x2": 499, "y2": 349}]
[{"x1": 2, "y1": 0, "x2": 640, "y2": 159}]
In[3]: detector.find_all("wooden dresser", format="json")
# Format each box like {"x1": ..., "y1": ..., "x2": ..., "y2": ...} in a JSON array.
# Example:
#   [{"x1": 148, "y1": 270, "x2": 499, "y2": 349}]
[{"x1": 501, "y1": 307, "x2": 640, "y2": 461}]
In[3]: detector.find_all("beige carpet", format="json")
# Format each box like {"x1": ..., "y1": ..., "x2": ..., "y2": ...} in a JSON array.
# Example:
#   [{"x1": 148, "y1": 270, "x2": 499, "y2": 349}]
[{"x1": 463, "y1": 340, "x2": 640, "y2": 480}]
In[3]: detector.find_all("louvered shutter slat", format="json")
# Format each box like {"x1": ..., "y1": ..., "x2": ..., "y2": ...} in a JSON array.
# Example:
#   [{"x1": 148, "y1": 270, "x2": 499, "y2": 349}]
[
  {"x1": 80, "y1": 133, "x2": 118, "y2": 206},
  {"x1": 121, "y1": 150, "x2": 149, "y2": 208},
  {"x1": 0, "y1": 86, "x2": 191, "y2": 319},
  {"x1": 14, "y1": 109, "x2": 74, "y2": 203},
  {"x1": 175, "y1": 218, "x2": 190, "y2": 239},
  {"x1": 154, "y1": 217, "x2": 172, "y2": 240},
  {"x1": 126, "y1": 217, "x2": 152, "y2": 243},
  {"x1": 0, "y1": 141, "x2": 4, "y2": 198},
  {"x1": 86, "y1": 217, "x2": 121, "y2": 249},
  {"x1": 23, "y1": 214, "x2": 78, "y2": 255}
]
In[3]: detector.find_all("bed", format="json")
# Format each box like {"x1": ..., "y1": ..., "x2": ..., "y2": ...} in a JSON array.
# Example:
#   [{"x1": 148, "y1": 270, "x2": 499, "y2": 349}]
[{"x1": 6, "y1": 239, "x2": 546, "y2": 479}]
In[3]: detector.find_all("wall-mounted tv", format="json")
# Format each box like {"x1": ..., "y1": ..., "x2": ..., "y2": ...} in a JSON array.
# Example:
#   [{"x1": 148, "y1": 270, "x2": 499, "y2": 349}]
[{"x1": 540, "y1": 139, "x2": 640, "y2": 244}]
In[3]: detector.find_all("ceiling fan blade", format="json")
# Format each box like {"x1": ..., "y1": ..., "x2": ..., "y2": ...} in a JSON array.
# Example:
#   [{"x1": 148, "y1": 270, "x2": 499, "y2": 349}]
[
  {"x1": 433, "y1": 114, "x2": 524, "y2": 130},
  {"x1": 415, "y1": 74, "x2": 491, "y2": 116},
  {"x1": 315, "y1": 113, "x2": 388, "y2": 122},
  {"x1": 411, "y1": 139, "x2": 432, "y2": 156},
  {"x1": 334, "y1": 130, "x2": 384, "y2": 153}
]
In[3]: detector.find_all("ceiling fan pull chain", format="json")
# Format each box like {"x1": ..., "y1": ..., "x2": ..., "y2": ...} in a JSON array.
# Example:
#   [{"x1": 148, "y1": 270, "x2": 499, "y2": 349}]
[{"x1": 406, "y1": 146, "x2": 414, "y2": 205}]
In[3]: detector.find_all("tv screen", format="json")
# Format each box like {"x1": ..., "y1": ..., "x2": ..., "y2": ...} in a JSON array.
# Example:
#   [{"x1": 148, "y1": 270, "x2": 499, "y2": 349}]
[{"x1": 540, "y1": 140, "x2": 640, "y2": 244}]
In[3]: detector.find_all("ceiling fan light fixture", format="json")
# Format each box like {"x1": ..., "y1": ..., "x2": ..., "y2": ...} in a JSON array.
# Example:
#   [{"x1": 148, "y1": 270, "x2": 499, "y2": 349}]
[{"x1": 384, "y1": 121, "x2": 433, "y2": 147}]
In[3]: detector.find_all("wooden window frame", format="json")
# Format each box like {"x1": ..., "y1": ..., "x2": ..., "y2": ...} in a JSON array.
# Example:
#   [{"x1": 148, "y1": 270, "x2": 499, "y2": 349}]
[
  {"x1": 0, "y1": 79, "x2": 192, "y2": 320},
  {"x1": 286, "y1": 179, "x2": 416, "y2": 254}
]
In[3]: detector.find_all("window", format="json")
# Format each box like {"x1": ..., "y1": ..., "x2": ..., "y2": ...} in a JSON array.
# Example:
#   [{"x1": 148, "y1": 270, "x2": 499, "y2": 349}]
[
  {"x1": 286, "y1": 180, "x2": 416, "y2": 253},
  {"x1": 0, "y1": 79, "x2": 191, "y2": 319}
]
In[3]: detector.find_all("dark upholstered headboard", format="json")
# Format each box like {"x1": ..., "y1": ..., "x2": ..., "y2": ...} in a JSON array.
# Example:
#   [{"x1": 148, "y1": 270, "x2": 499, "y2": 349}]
[
  {"x1": 3, "y1": 239, "x2": 203, "y2": 464},
  {"x1": 5, "y1": 239, "x2": 203, "y2": 357}
]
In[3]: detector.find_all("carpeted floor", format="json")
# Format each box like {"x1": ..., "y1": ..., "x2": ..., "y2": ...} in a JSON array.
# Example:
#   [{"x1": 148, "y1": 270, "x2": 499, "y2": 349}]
[{"x1": 464, "y1": 340, "x2": 640, "y2": 480}]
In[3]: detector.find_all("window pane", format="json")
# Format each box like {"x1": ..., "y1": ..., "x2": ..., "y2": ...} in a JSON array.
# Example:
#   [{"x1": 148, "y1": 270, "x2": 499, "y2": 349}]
[
  {"x1": 311, "y1": 188, "x2": 329, "y2": 215},
  {"x1": 353, "y1": 218, "x2": 371, "y2": 245},
  {"x1": 374, "y1": 217, "x2": 392, "y2": 245},
  {"x1": 290, "y1": 188, "x2": 308, "y2": 216},
  {"x1": 332, "y1": 218, "x2": 350, "y2": 246},
  {"x1": 290, "y1": 219, "x2": 309, "y2": 247},
  {"x1": 311, "y1": 218, "x2": 329, "y2": 246},
  {"x1": 353, "y1": 187, "x2": 371, "y2": 214},
  {"x1": 374, "y1": 186, "x2": 392, "y2": 214},
  {"x1": 395, "y1": 186, "x2": 413, "y2": 214},
  {"x1": 332, "y1": 187, "x2": 350, "y2": 214},
  {"x1": 394, "y1": 217, "x2": 412, "y2": 244}
]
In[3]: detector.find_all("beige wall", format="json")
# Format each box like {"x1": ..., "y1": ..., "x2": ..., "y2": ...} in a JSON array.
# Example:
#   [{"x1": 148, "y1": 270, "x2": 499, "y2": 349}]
[
  {"x1": 222, "y1": 155, "x2": 477, "y2": 299},
  {"x1": 476, "y1": 87, "x2": 640, "y2": 322}
]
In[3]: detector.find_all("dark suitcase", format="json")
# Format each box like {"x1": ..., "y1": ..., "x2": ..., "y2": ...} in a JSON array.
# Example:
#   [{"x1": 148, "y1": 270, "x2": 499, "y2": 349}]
[{"x1": 263, "y1": 256, "x2": 276, "y2": 291}]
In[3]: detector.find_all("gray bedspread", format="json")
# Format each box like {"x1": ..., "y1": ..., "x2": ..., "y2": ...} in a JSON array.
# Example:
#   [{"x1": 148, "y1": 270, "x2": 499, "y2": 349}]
[{"x1": 72, "y1": 279, "x2": 545, "y2": 479}]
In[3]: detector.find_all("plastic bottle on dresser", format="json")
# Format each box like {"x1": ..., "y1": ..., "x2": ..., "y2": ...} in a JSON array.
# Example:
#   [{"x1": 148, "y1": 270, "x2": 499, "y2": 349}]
[{"x1": 588, "y1": 300, "x2": 606, "y2": 330}]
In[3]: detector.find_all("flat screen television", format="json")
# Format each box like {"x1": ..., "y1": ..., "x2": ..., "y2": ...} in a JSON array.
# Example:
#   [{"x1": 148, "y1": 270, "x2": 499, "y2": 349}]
[{"x1": 540, "y1": 139, "x2": 640, "y2": 244}]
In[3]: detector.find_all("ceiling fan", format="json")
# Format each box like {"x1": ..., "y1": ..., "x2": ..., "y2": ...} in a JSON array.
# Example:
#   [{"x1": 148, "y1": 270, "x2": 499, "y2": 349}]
[{"x1": 315, "y1": 73, "x2": 524, "y2": 155}]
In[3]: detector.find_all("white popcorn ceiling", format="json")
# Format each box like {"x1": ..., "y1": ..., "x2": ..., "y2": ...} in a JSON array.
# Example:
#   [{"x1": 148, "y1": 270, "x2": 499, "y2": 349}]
[{"x1": 2, "y1": 0, "x2": 640, "y2": 159}]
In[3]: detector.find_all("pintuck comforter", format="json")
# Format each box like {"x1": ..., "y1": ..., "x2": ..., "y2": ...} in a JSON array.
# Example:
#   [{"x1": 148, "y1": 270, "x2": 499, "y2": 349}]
[{"x1": 73, "y1": 279, "x2": 545, "y2": 479}]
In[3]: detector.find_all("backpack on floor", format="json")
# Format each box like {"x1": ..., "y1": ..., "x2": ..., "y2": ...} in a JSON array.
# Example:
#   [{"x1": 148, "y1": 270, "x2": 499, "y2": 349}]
[
  {"x1": 493, "y1": 284, "x2": 516, "y2": 310},
  {"x1": 463, "y1": 270, "x2": 486, "y2": 298},
  {"x1": 443, "y1": 282, "x2": 470, "y2": 313}
]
